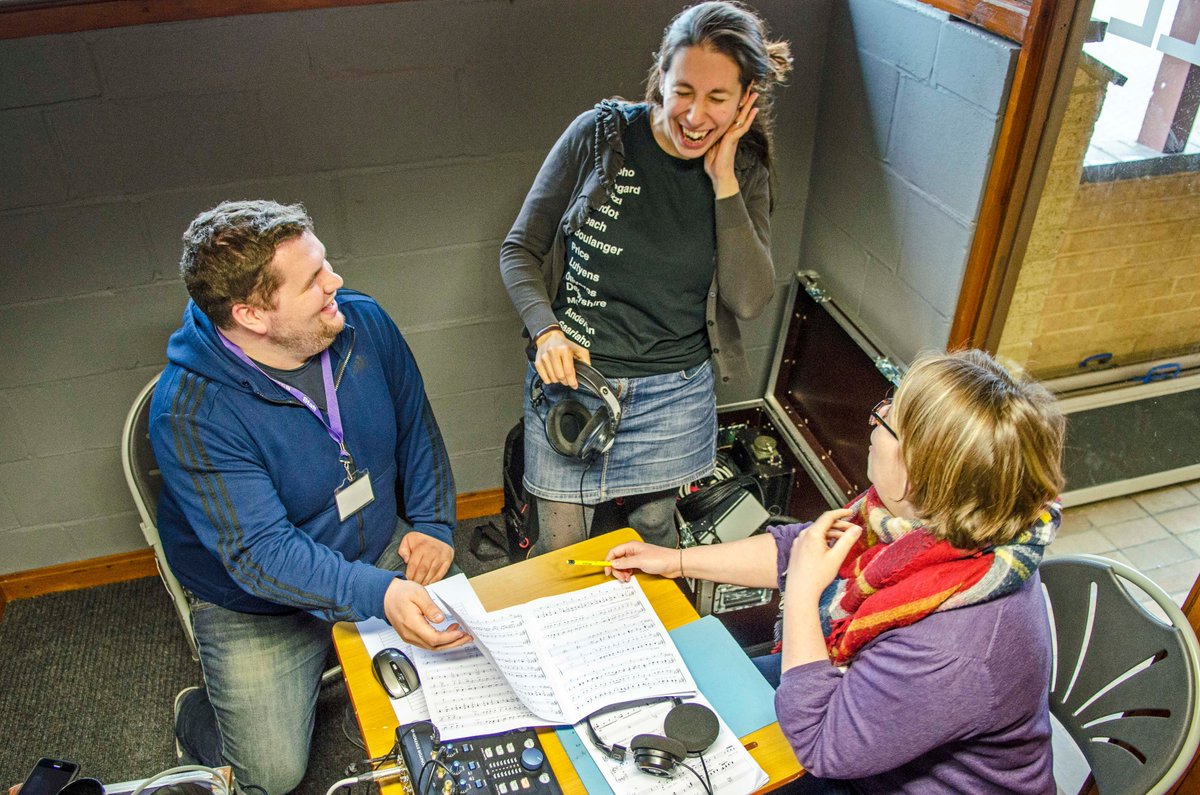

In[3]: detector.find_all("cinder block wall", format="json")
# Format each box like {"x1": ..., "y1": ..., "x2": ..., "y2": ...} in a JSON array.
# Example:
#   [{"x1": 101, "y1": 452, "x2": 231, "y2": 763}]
[
  {"x1": 797, "y1": 0, "x2": 1018, "y2": 365},
  {"x1": 998, "y1": 58, "x2": 1200, "y2": 377},
  {"x1": 0, "y1": 0, "x2": 831, "y2": 574}
]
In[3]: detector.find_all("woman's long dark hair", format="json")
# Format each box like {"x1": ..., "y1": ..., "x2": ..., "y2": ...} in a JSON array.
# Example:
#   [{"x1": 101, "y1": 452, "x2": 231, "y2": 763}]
[{"x1": 644, "y1": 1, "x2": 792, "y2": 174}]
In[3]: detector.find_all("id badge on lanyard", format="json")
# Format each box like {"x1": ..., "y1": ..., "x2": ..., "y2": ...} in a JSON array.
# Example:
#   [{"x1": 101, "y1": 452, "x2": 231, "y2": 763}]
[
  {"x1": 219, "y1": 332, "x2": 375, "y2": 522},
  {"x1": 336, "y1": 467, "x2": 374, "y2": 522}
]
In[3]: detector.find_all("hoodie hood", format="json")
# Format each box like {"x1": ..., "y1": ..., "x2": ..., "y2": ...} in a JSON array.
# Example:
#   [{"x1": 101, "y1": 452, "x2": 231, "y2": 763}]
[{"x1": 166, "y1": 293, "x2": 354, "y2": 400}]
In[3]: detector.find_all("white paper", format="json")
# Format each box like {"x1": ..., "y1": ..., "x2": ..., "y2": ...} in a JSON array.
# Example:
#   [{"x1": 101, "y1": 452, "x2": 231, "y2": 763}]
[
  {"x1": 574, "y1": 694, "x2": 769, "y2": 795},
  {"x1": 523, "y1": 579, "x2": 694, "y2": 719},
  {"x1": 355, "y1": 616, "x2": 431, "y2": 725},
  {"x1": 355, "y1": 576, "x2": 697, "y2": 741},
  {"x1": 435, "y1": 576, "x2": 695, "y2": 723}
]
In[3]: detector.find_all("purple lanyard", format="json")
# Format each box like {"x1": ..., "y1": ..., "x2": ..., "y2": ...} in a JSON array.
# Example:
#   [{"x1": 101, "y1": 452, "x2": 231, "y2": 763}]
[{"x1": 218, "y1": 332, "x2": 353, "y2": 475}]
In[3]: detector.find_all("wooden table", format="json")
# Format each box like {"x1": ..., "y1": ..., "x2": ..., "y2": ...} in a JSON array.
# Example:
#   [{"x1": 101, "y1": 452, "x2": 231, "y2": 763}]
[{"x1": 332, "y1": 528, "x2": 803, "y2": 793}]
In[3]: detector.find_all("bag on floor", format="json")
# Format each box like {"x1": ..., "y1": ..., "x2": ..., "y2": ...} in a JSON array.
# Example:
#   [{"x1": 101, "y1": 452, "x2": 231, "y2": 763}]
[{"x1": 471, "y1": 421, "x2": 536, "y2": 560}]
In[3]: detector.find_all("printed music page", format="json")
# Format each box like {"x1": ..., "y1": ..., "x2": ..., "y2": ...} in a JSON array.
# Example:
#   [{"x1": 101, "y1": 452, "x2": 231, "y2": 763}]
[
  {"x1": 576, "y1": 694, "x2": 768, "y2": 795},
  {"x1": 357, "y1": 576, "x2": 696, "y2": 739},
  {"x1": 357, "y1": 581, "x2": 545, "y2": 739},
  {"x1": 521, "y1": 578, "x2": 694, "y2": 719},
  {"x1": 433, "y1": 575, "x2": 695, "y2": 723}
]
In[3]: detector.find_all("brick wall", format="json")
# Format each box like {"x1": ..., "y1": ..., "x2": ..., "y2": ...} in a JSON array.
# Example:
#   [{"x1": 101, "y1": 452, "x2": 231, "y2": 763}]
[{"x1": 998, "y1": 58, "x2": 1200, "y2": 376}]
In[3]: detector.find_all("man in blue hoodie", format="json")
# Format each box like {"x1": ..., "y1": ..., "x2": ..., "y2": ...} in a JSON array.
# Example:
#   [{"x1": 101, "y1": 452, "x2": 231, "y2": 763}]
[{"x1": 151, "y1": 200, "x2": 469, "y2": 792}]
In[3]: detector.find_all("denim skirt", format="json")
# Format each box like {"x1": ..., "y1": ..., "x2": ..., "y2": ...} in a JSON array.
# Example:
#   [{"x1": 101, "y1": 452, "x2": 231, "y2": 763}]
[{"x1": 523, "y1": 360, "x2": 717, "y2": 503}]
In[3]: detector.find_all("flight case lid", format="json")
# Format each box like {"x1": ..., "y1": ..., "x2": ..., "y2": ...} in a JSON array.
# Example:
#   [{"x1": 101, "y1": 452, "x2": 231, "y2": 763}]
[{"x1": 760, "y1": 270, "x2": 905, "y2": 505}]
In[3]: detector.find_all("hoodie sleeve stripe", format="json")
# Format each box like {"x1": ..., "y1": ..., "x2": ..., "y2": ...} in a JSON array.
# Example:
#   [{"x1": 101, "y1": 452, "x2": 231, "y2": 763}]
[
  {"x1": 421, "y1": 400, "x2": 454, "y2": 527},
  {"x1": 169, "y1": 372, "x2": 355, "y2": 617}
]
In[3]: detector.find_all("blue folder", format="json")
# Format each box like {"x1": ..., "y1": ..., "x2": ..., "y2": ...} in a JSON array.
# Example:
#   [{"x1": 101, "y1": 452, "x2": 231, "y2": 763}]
[{"x1": 555, "y1": 614, "x2": 778, "y2": 793}]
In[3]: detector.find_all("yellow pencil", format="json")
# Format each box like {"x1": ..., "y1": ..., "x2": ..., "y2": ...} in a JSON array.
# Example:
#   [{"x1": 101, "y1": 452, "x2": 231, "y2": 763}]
[{"x1": 565, "y1": 559, "x2": 611, "y2": 567}]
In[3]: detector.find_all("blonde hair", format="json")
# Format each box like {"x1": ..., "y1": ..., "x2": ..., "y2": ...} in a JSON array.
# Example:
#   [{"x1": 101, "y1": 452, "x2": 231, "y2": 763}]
[{"x1": 891, "y1": 349, "x2": 1065, "y2": 549}]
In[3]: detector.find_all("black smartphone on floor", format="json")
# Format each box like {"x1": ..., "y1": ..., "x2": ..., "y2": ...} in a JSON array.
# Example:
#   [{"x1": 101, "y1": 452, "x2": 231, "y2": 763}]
[{"x1": 19, "y1": 758, "x2": 80, "y2": 795}]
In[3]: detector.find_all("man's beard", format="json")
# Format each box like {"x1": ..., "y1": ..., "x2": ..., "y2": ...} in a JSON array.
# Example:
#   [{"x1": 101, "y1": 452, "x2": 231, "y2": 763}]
[{"x1": 268, "y1": 317, "x2": 342, "y2": 363}]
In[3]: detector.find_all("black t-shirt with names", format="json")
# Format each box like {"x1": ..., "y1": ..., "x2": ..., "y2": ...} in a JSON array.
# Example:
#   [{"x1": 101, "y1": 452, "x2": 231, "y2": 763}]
[{"x1": 552, "y1": 106, "x2": 716, "y2": 378}]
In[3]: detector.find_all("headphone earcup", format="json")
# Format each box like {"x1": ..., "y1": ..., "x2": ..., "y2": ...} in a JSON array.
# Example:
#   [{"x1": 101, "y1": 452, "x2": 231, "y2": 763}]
[
  {"x1": 630, "y1": 733, "x2": 688, "y2": 777},
  {"x1": 571, "y1": 405, "x2": 612, "y2": 458},
  {"x1": 663, "y1": 703, "x2": 720, "y2": 755},
  {"x1": 544, "y1": 399, "x2": 594, "y2": 458}
]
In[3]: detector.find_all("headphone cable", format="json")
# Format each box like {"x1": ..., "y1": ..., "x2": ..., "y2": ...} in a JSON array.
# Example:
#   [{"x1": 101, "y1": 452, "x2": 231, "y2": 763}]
[
  {"x1": 578, "y1": 456, "x2": 594, "y2": 539},
  {"x1": 677, "y1": 759, "x2": 714, "y2": 795}
]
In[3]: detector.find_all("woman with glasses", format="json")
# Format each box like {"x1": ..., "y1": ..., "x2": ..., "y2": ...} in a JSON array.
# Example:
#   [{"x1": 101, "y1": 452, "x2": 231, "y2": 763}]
[{"x1": 605, "y1": 349, "x2": 1064, "y2": 794}]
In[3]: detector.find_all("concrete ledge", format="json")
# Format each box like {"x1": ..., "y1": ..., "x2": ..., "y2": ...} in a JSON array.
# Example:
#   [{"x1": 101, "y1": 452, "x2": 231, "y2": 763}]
[{"x1": 1082, "y1": 152, "x2": 1200, "y2": 183}]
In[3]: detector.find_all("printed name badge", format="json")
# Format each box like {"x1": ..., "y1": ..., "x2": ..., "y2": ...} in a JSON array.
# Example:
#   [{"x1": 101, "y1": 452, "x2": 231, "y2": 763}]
[{"x1": 335, "y1": 469, "x2": 375, "y2": 522}]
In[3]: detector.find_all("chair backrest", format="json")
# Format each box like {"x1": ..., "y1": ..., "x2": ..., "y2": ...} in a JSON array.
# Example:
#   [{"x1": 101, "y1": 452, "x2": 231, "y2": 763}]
[
  {"x1": 123, "y1": 374, "x2": 162, "y2": 531},
  {"x1": 121, "y1": 372, "x2": 197, "y2": 658},
  {"x1": 1041, "y1": 554, "x2": 1200, "y2": 795}
]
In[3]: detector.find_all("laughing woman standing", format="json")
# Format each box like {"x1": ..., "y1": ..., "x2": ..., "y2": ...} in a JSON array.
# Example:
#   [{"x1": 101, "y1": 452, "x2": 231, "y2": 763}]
[{"x1": 500, "y1": 1, "x2": 792, "y2": 554}]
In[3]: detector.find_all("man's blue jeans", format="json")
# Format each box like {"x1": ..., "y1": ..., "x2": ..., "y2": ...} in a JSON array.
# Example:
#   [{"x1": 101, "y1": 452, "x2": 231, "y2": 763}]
[
  {"x1": 175, "y1": 518, "x2": 429, "y2": 794},
  {"x1": 177, "y1": 599, "x2": 331, "y2": 793}
]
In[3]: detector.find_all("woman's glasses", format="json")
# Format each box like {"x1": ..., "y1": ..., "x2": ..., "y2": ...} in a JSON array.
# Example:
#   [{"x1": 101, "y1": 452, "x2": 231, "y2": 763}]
[{"x1": 869, "y1": 398, "x2": 898, "y2": 440}]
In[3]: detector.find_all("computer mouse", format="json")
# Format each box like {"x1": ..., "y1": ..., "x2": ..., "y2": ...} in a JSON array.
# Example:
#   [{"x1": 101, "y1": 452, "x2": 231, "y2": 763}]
[{"x1": 372, "y1": 647, "x2": 420, "y2": 699}]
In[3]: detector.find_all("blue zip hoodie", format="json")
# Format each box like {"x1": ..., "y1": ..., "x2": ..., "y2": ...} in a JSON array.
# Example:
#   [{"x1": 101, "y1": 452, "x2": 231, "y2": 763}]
[{"x1": 150, "y1": 289, "x2": 455, "y2": 620}]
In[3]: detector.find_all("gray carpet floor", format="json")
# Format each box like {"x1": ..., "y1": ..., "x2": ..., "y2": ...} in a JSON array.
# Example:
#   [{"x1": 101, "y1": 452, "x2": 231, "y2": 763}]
[{"x1": 0, "y1": 516, "x2": 514, "y2": 791}]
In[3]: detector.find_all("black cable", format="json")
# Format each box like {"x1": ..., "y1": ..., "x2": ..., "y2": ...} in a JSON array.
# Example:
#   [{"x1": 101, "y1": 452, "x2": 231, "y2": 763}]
[
  {"x1": 340, "y1": 701, "x2": 366, "y2": 753},
  {"x1": 748, "y1": 475, "x2": 767, "y2": 508},
  {"x1": 677, "y1": 475, "x2": 758, "y2": 523},
  {"x1": 677, "y1": 759, "x2": 713, "y2": 795},
  {"x1": 399, "y1": 721, "x2": 441, "y2": 793},
  {"x1": 340, "y1": 715, "x2": 402, "y2": 774},
  {"x1": 578, "y1": 455, "x2": 594, "y2": 539},
  {"x1": 416, "y1": 759, "x2": 434, "y2": 795},
  {"x1": 715, "y1": 449, "x2": 739, "y2": 475},
  {"x1": 418, "y1": 759, "x2": 453, "y2": 795},
  {"x1": 700, "y1": 754, "x2": 714, "y2": 793},
  {"x1": 371, "y1": 741, "x2": 401, "y2": 771}
]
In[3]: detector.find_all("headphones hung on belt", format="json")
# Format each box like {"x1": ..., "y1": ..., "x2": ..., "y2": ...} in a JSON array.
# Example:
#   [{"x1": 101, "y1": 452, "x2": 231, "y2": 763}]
[
  {"x1": 585, "y1": 698, "x2": 719, "y2": 780},
  {"x1": 530, "y1": 361, "x2": 622, "y2": 460}
]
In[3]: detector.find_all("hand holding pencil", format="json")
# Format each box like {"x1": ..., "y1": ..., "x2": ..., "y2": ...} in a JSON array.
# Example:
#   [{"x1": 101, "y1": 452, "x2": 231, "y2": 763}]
[{"x1": 600, "y1": 541, "x2": 680, "y2": 583}]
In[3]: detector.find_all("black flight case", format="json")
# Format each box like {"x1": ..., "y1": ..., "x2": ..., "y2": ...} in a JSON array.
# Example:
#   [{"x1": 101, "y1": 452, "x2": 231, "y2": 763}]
[{"x1": 678, "y1": 270, "x2": 905, "y2": 655}]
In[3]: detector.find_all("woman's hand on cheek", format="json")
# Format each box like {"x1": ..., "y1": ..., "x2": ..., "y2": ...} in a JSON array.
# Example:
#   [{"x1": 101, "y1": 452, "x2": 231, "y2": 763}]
[
  {"x1": 786, "y1": 509, "x2": 861, "y2": 601},
  {"x1": 704, "y1": 92, "x2": 759, "y2": 199}
]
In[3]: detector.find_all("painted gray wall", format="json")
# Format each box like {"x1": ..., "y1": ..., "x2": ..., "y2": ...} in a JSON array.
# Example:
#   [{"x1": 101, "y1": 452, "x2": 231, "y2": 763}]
[
  {"x1": 798, "y1": 0, "x2": 1018, "y2": 365},
  {"x1": 0, "y1": 0, "x2": 832, "y2": 574}
]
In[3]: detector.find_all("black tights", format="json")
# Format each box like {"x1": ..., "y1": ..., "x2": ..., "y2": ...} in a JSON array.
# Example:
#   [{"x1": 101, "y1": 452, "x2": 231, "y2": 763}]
[{"x1": 530, "y1": 488, "x2": 679, "y2": 556}]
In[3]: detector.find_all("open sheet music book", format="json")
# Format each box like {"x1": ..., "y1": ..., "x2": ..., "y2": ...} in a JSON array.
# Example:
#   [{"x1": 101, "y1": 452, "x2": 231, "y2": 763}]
[{"x1": 359, "y1": 574, "x2": 697, "y2": 740}]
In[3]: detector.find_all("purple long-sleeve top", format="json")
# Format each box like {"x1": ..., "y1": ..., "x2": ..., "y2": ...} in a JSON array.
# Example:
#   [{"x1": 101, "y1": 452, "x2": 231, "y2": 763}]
[{"x1": 768, "y1": 523, "x2": 1055, "y2": 794}]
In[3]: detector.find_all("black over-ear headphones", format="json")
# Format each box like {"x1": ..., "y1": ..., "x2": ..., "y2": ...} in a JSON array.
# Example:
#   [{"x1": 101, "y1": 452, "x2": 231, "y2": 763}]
[
  {"x1": 586, "y1": 698, "x2": 719, "y2": 778},
  {"x1": 530, "y1": 362, "x2": 622, "y2": 460}
]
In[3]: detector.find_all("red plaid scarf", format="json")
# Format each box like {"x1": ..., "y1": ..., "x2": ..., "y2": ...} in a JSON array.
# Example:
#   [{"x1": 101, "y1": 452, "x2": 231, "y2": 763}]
[{"x1": 809, "y1": 486, "x2": 1059, "y2": 665}]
